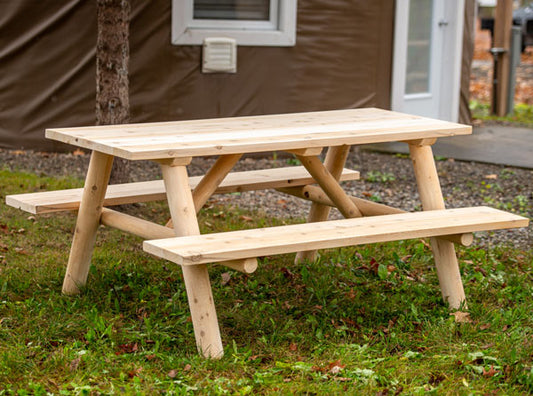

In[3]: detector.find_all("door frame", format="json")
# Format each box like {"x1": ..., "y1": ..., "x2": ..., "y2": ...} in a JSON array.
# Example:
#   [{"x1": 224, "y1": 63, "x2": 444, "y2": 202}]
[{"x1": 391, "y1": 0, "x2": 465, "y2": 122}]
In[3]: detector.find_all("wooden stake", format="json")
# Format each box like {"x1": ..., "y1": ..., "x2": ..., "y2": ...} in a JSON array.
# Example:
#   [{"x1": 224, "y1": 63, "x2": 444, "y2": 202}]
[
  {"x1": 161, "y1": 162, "x2": 224, "y2": 359},
  {"x1": 409, "y1": 144, "x2": 466, "y2": 309},
  {"x1": 62, "y1": 151, "x2": 114, "y2": 295},
  {"x1": 295, "y1": 145, "x2": 352, "y2": 263}
]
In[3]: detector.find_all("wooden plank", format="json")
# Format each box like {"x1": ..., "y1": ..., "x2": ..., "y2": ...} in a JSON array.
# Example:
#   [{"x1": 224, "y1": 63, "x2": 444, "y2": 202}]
[
  {"x1": 143, "y1": 207, "x2": 529, "y2": 265},
  {"x1": 45, "y1": 108, "x2": 472, "y2": 160},
  {"x1": 278, "y1": 185, "x2": 473, "y2": 246},
  {"x1": 6, "y1": 166, "x2": 360, "y2": 214}
]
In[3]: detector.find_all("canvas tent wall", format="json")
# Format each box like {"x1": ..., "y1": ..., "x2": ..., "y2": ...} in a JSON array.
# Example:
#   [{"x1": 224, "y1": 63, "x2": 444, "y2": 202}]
[{"x1": 0, "y1": 0, "x2": 472, "y2": 152}]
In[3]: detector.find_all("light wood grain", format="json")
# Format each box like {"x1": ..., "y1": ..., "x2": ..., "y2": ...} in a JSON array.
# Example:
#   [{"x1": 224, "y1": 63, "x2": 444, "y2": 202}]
[
  {"x1": 192, "y1": 154, "x2": 242, "y2": 212},
  {"x1": 6, "y1": 167, "x2": 360, "y2": 214},
  {"x1": 409, "y1": 143, "x2": 464, "y2": 309},
  {"x1": 161, "y1": 163, "x2": 223, "y2": 359},
  {"x1": 296, "y1": 154, "x2": 362, "y2": 218},
  {"x1": 143, "y1": 207, "x2": 529, "y2": 265},
  {"x1": 62, "y1": 151, "x2": 114, "y2": 295},
  {"x1": 45, "y1": 108, "x2": 472, "y2": 160},
  {"x1": 100, "y1": 208, "x2": 175, "y2": 240},
  {"x1": 278, "y1": 185, "x2": 474, "y2": 246},
  {"x1": 295, "y1": 145, "x2": 351, "y2": 263}
]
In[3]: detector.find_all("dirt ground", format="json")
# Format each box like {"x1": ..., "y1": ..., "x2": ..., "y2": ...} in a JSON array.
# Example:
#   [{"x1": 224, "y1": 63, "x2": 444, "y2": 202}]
[{"x1": 470, "y1": 20, "x2": 533, "y2": 105}]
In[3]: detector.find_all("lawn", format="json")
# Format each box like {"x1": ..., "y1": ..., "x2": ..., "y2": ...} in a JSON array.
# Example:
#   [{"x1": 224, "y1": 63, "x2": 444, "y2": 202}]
[{"x1": 0, "y1": 168, "x2": 532, "y2": 395}]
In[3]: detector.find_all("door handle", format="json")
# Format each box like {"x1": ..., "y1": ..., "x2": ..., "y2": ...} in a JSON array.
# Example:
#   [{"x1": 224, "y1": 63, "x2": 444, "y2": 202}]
[{"x1": 438, "y1": 19, "x2": 449, "y2": 27}]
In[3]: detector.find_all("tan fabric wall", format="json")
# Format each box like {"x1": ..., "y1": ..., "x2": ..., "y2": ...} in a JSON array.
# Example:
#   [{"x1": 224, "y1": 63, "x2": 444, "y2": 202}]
[{"x1": 0, "y1": 0, "x2": 395, "y2": 151}]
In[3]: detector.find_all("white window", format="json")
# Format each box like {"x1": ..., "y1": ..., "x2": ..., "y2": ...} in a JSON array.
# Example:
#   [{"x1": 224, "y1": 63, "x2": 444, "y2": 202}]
[{"x1": 172, "y1": 0, "x2": 297, "y2": 46}]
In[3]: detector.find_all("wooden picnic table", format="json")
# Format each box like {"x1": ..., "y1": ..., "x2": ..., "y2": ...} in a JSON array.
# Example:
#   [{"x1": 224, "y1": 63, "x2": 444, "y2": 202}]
[{"x1": 10, "y1": 108, "x2": 528, "y2": 358}]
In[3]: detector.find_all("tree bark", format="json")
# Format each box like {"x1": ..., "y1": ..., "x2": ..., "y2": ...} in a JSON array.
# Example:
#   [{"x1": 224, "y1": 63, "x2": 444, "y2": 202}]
[{"x1": 96, "y1": 0, "x2": 130, "y2": 183}]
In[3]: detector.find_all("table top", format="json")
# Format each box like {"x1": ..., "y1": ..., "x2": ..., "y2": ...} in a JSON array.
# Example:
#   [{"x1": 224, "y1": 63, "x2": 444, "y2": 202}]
[{"x1": 46, "y1": 108, "x2": 471, "y2": 160}]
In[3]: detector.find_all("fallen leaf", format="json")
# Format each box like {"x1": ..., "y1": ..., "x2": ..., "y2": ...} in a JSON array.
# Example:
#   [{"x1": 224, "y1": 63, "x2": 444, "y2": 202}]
[
  {"x1": 239, "y1": 215, "x2": 253, "y2": 222},
  {"x1": 451, "y1": 311, "x2": 473, "y2": 323},
  {"x1": 289, "y1": 343, "x2": 298, "y2": 352},
  {"x1": 484, "y1": 174, "x2": 498, "y2": 180},
  {"x1": 128, "y1": 367, "x2": 142, "y2": 378},
  {"x1": 328, "y1": 359, "x2": 346, "y2": 374},
  {"x1": 221, "y1": 272, "x2": 231, "y2": 286},
  {"x1": 479, "y1": 323, "x2": 491, "y2": 330},
  {"x1": 145, "y1": 354, "x2": 157, "y2": 361},
  {"x1": 167, "y1": 369, "x2": 178, "y2": 378},
  {"x1": 69, "y1": 357, "x2": 81, "y2": 371},
  {"x1": 116, "y1": 342, "x2": 138, "y2": 355},
  {"x1": 334, "y1": 377, "x2": 351, "y2": 382},
  {"x1": 183, "y1": 363, "x2": 192, "y2": 371},
  {"x1": 72, "y1": 148, "x2": 86, "y2": 156},
  {"x1": 280, "y1": 267, "x2": 295, "y2": 279},
  {"x1": 419, "y1": 239, "x2": 431, "y2": 249},
  {"x1": 482, "y1": 365, "x2": 498, "y2": 377}
]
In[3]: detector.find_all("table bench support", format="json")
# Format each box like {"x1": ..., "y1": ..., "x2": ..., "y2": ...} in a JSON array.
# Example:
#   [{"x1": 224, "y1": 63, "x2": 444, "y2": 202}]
[
  {"x1": 62, "y1": 151, "x2": 114, "y2": 295},
  {"x1": 161, "y1": 162, "x2": 224, "y2": 359},
  {"x1": 409, "y1": 143, "x2": 467, "y2": 309},
  {"x1": 295, "y1": 145, "x2": 353, "y2": 263}
]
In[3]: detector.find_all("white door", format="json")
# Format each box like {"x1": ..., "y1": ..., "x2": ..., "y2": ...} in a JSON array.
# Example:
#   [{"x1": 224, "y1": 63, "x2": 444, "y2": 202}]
[{"x1": 391, "y1": 0, "x2": 465, "y2": 121}]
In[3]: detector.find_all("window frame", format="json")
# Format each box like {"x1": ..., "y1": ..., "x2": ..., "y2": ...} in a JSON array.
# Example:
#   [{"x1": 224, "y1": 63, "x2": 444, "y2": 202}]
[{"x1": 171, "y1": 0, "x2": 297, "y2": 46}]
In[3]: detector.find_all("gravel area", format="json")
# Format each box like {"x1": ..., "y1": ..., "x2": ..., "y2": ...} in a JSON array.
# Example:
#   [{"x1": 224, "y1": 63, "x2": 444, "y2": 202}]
[{"x1": 1, "y1": 147, "x2": 531, "y2": 249}]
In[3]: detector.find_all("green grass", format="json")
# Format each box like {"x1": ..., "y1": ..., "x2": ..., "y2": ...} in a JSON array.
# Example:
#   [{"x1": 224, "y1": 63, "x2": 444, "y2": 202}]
[
  {"x1": 0, "y1": 169, "x2": 532, "y2": 394},
  {"x1": 470, "y1": 101, "x2": 533, "y2": 127}
]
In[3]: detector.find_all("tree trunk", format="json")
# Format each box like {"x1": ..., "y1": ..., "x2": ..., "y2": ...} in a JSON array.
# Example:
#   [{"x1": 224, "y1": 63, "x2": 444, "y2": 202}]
[{"x1": 96, "y1": 0, "x2": 130, "y2": 183}]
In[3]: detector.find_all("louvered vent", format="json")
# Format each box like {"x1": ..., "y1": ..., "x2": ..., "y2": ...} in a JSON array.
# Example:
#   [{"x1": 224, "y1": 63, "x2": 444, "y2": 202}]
[{"x1": 202, "y1": 38, "x2": 237, "y2": 73}]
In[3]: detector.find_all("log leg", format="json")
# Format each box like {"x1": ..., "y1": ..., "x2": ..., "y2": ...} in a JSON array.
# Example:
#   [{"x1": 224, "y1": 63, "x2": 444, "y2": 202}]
[
  {"x1": 62, "y1": 151, "x2": 114, "y2": 295},
  {"x1": 166, "y1": 154, "x2": 242, "y2": 227},
  {"x1": 409, "y1": 143, "x2": 466, "y2": 309},
  {"x1": 295, "y1": 145, "x2": 351, "y2": 263},
  {"x1": 160, "y1": 162, "x2": 223, "y2": 359}
]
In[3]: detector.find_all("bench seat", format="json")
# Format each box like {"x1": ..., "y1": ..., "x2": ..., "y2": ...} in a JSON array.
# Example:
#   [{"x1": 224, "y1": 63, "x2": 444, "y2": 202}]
[
  {"x1": 143, "y1": 207, "x2": 529, "y2": 265},
  {"x1": 6, "y1": 166, "x2": 359, "y2": 214}
]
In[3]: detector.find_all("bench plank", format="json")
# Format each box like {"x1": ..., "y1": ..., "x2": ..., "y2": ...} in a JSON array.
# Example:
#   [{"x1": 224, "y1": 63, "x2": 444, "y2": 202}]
[
  {"x1": 6, "y1": 166, "x2": 359, "y2": 214},
  {"x1": 143, "y1": 207, "x2": 529, "y2": 265}
]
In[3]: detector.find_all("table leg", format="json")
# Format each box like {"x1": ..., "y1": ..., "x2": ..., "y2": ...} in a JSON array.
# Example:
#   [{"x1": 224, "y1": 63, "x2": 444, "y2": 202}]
[
  {"x1": 160, "y1": 161, "x2": 224, "y2": 359},
  {"x1": 166, "y1": 153, "x2": 242, "y2": 228},
  {"x1": 295, "y1": 145, "x2": 353, "y2": 263},
  {"x1": 62, "y1": 151, "x2": 114, "y2": 295},
  {"x1": 409, "y1": 143, "x2": 466, "y2": 310}
]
